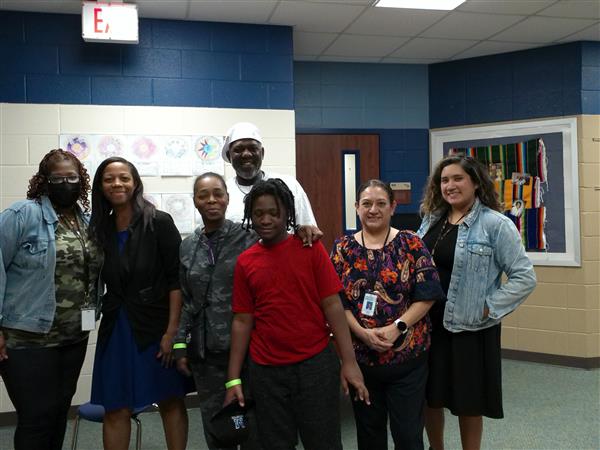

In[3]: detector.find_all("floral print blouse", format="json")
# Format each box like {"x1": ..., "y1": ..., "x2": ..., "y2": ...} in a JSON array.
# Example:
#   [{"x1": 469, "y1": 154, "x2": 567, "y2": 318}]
[{"x1": 331, "y1": 231, "x2": 444, "y2": 366}]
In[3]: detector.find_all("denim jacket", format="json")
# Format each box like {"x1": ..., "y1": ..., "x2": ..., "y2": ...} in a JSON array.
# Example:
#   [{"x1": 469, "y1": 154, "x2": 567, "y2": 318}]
[
  {"x1": 417, "y1": 198, "x2": 536, "y2": 332},
  {"x1": 0, "y1": 196, "x2": 96, "y2": 333}
]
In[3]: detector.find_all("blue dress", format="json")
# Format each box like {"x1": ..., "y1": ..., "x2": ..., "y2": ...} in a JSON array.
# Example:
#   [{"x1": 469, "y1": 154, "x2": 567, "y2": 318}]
[{"x1": 91, "y1": 230, "x2": 192, "y2": 411}]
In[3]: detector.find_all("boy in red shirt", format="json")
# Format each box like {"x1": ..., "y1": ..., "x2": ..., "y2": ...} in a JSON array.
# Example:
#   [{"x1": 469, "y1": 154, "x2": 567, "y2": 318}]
[{"x1": 224, "y1": 178, "x2": 369, "y2": 450}]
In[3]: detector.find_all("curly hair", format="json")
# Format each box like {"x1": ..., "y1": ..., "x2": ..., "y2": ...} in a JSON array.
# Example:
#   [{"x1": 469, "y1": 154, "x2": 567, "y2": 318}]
[
  {"x1": 421, "y1": 155, "x2": 502, "y2": 215},
  {"x1": 89, "y1": 157, "x2": 156, "y2": 248},
  {"x1": 26, "y1": 149, "x2": 91, "y2": 211},
  {"x1": 242, "y1": 178, "x2": 296, "y2": 232}
]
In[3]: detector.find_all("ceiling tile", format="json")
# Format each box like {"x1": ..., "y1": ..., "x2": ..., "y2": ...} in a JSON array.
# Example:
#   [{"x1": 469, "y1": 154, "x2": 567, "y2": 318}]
[
  {"x1": 452, "y1": 40, "x2": 540, "y2": 59},
  {"x1": 346, "y1": 8, "x2": 447, "y2": 37},
  {"x1": 187, "y1": 1, "x2": 277, "y2": 24},
  {"x1": 323, "y1": 34, "x2": 409, "y2": 57},
  {"x1": 421, "y1": 11, "x2": 525, "y2": 40},
  {"x1": 537, "y1": 0, "x2": 600, "y2": 20},
  {"x1": 270, "y1": 1, "x2": 365, "y2": 32},
  {"x1": 0, "y1": 0, "x2": 81, "y2": 14},
  {"x1": 318, "y1": 55, "x2": 383, "y2": 63},
  {"x1": 492, "y1": 16, "x2": 598, "y2": 42},
  {"x1": 136, "y1": 0, "x2": 188, "y2": 20},
  {"x1": 457, "y1": 0, "x2": 555, "y2": 15},
  {"x1": 381, "y1": 57, "x2": 444, "y2": 64},
  {"x1": 391, "y1": 37, "x2": 478, "y2": 59},
  {"x1": 557, "y1": 23, "x2": 600, "y2": 42},
  {"x1": 293, "y1": 31, "x2": 338, "y2": 55}
]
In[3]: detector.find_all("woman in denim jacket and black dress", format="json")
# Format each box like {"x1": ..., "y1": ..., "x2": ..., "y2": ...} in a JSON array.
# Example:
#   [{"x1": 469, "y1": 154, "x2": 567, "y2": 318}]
[{"x1": 417, "y1": 156, "x2": 536, "y2": 450}]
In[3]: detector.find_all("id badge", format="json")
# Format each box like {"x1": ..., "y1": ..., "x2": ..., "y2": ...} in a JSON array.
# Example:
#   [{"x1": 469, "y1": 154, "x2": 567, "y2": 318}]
[
  {"x1": 361, "y1": 292, "x2": 378, "y2": 317},
  {"x1": 81, "y1": 307, "x2": 96, "y2": 331}
]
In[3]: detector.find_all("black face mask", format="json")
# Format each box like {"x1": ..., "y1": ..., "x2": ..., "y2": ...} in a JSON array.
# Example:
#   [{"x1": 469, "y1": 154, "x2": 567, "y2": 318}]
[{"x1": 47, "y1": 182, "x2": 81, "y2": 208}]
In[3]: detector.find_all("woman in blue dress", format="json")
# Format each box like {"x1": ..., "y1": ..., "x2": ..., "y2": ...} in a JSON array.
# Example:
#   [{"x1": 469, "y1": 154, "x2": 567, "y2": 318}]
[{"x1": 89, "y1": 157, "x2": 189, "y2": 450}]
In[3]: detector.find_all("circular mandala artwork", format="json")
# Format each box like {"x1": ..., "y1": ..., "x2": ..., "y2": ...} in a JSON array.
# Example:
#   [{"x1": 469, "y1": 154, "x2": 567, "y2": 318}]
[
  {"x1": 66, "y1": 136, "x2": 90, "y2": 160},
  {"x1": 194, "y1": 136, "x2": 220, "y2": 161},
  {"x1": 165, "y1": 138, "x2": 188, "y2": 159},
  {"x1": 133, "y1": 137, "x2": 157, "y2": 159},
  {"x1": 98, "y1": 136, "x2": 123, "y2": 157}
]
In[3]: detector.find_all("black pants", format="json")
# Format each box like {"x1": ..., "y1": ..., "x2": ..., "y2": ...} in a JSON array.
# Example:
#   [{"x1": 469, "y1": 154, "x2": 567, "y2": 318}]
[
  {"x1": 191, "y1": 352, "x2": 261, "y2": 450},
  {"x1": 352, "y1": 355, "x2": 428, "y2": 450},
  {"x1": 249, "y1": 344, "x2": 342, "y2": 450},
  {"x1": 0, "y1": 338, "x2": 88, "y2": 450}
]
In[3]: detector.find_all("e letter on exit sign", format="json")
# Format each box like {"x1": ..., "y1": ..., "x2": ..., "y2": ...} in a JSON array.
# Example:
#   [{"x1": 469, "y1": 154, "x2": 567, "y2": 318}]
[{"x1": 82, "y1": 1, "x2": 139, "y2": 44}]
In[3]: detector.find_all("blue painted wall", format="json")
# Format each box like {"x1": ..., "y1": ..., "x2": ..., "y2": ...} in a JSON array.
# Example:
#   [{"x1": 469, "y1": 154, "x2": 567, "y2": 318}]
[
  {"x1": 429, "y1": 42, "x2": 591, "y2": 128},
  {"x1": 0, "y1": 11, "x2": 293, "y2": 109},
  {"x1": 295, "y1": 62, "x2": 428, "y2": 129},
  {"x1": 295, "y1": 61, "x2": 430, "y2": 213},
  {"x1": 582, "y1": 41, "x2": 600, "y2": 114}
]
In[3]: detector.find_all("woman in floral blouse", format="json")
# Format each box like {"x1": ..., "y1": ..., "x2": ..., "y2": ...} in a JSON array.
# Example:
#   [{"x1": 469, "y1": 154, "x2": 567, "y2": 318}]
[{"x1": 331, "y1": 179, "x2": 444, "y2": 450}]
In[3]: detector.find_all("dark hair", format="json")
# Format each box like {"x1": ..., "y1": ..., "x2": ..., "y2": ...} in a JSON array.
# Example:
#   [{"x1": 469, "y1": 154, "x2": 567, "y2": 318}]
[
  {"x1": 356, "y1": 179, "x2": 394, "y2": 204},
  {"x1": 421, "y1": 155, "x2": 502, "y2": 215},
  {"x1": 242, "y1": 178, "x2": 296, "y2": 232},
  {"x1": 89, "y1": 157, "x2": 155, "y2": 247},
  {"x1": 26, "y1": 149, "x2": 91, "y2": 211},
  {"x1": 193, "y1": 172, "x2": 228, "y2": 195}
]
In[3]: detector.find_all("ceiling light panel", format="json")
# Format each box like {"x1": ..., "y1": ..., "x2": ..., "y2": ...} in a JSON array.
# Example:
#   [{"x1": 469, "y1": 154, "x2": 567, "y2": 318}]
[{"x1": 375, "y1": 0, "x2": 466, "y2": 10}]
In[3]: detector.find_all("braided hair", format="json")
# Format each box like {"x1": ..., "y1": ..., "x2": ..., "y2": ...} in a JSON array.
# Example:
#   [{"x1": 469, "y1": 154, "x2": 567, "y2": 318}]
[{"x1": 242, "y1": 178, "x2": 297, "y2": 232}]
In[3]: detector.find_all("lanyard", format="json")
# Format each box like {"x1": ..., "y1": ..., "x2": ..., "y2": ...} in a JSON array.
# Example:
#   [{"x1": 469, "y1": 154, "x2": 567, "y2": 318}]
[
  {"x1": 59, "y1": 213, "x2": 91, "y2": 304},
  {"x1": 360, "y1": 227, "x2": 391, "y2": 291}
]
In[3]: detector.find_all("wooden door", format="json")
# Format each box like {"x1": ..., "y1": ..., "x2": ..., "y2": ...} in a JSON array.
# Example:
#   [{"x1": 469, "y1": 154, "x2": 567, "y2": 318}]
[{"x1": 296, "y1": 134, "x2": 379, "y2": 252}]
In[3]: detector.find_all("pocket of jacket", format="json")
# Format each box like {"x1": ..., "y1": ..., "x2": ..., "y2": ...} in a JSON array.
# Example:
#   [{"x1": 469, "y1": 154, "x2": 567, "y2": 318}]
[
  {"x1": 14, "y1": 239, "x2": 49, "y2": 269},
  {"x1": 466, "y1": 243, "x2": 493, "y2": 273}
]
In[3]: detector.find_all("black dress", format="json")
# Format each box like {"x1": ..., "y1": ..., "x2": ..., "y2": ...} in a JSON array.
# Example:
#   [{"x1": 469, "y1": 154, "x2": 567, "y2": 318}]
[{"x1": 423, "y1": 216, "x2": 504, "y2": 419}]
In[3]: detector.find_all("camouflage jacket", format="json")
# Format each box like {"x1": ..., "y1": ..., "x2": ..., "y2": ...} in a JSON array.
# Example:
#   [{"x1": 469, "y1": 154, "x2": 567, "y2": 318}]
[{"x1": 174, "y1": 220, "x2": 257, "y2": 359}]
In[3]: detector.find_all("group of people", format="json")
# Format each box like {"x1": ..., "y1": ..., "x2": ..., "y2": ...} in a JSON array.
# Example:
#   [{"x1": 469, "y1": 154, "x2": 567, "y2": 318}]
[{"x1": 0, "y1": 121, "x2": 536, "y2": 450}]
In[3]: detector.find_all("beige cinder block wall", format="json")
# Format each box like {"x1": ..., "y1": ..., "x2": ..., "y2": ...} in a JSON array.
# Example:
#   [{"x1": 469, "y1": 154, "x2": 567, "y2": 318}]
[{"x1": 501, "y1": 115, "x2": 600, "y2": 363}]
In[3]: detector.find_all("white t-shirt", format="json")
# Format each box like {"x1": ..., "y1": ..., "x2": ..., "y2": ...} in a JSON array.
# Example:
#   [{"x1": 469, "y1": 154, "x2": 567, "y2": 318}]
[{"x1": 225, "y1": 172, "x2": 317, "y2": 226}]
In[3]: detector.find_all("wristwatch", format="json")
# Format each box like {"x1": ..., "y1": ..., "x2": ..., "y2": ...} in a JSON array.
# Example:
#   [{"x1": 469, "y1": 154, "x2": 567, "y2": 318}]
[{"x1": 394, "y1": 318, "x2": 408, "y2": 334}]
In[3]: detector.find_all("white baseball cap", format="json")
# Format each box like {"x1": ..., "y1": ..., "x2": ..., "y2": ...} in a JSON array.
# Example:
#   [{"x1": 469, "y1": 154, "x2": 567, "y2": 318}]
[{"x1": 221, "y1": 122, "x2": 263, "y2": 163}]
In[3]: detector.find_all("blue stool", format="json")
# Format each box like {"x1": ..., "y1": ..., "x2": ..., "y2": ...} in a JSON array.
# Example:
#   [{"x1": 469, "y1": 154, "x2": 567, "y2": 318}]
[{"x1": 70, "y1": 402, "x2": 157, "y2": 450}]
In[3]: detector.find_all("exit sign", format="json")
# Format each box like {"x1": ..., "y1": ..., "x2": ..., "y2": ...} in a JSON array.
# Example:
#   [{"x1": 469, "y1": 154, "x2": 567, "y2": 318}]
[{"x1": 82, "y1": 1, "x2": 139, "y2": 44}]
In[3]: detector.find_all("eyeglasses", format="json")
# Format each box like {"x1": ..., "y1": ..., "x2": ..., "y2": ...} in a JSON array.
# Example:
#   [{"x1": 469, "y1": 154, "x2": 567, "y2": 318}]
[{"x1": 48, "y1": 175, "x2": 80, "y2": 184}]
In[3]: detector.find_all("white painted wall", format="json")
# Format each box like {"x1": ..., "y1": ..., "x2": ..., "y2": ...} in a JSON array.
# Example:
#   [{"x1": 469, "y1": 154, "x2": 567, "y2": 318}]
[{"x1": 0, "y1": 102, "x2": 296, "y2": 413}]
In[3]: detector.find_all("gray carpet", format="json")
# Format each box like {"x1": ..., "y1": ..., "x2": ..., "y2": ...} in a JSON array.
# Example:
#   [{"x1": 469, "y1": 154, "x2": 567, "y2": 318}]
[{"x1": 1, "y1": 359, "x2": 598, "y2": 449}]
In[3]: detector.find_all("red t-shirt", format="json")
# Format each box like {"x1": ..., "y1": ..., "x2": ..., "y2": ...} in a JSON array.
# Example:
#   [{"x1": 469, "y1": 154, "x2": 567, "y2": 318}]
[{"x1": 233, "y1": 235, "x2": 343, "y2": 366}]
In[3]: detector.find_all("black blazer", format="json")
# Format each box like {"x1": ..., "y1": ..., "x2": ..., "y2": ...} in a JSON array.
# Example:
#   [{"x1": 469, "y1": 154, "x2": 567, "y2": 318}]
[{"x1": 98, "y1": 210, "x2": 181, "y2": 350}]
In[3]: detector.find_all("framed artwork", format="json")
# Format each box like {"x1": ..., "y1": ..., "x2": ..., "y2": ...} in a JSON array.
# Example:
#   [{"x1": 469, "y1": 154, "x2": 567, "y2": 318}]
[{"x1": 430, "y1": 117, "x2": 580, "y2": 267}]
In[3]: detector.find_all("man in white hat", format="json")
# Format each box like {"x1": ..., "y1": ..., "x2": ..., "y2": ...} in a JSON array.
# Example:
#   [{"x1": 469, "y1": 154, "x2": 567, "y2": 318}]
[{"x1": 222, "y1": 122, "x2": 319, "y2": 231}]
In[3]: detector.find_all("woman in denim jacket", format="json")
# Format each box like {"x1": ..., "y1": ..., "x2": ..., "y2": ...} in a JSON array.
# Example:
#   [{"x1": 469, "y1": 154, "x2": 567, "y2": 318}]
[
  {"x1": 0, "y1": 149, "x2": 101, "y2": 450},
  {"x1": 417, "y1": 156, "x2": 536, "y2": 450}
]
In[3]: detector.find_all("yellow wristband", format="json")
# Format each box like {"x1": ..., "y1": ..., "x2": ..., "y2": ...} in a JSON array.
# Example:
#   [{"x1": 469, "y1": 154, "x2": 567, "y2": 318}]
[{"x1": 225, "y1": 378, "x2": 242, "y2": 389}]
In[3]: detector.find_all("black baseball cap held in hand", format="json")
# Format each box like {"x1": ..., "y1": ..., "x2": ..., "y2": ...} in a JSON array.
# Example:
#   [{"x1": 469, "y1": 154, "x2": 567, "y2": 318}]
[{"x1": 209, "y1": 399, "x2": 255, "y2": 447}]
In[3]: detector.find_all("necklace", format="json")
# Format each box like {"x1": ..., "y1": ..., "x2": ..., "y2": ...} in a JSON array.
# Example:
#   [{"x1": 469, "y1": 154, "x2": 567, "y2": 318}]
[
  {"x1": 361, "y1": 226, "x2": 391, "y2": 250},
  {"x1": 234, "y1": 171, "x2": 264, "y2": 196},
  {"x1": 430, "y1": 209, "x2": 470, "y2": 256}
]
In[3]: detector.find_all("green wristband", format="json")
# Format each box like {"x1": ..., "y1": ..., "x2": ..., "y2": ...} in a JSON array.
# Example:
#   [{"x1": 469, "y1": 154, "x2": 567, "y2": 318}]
[
  {"x1": 225, "y1": 378, "x2": 242, "y2": 389},
  {"x1": 173, "y1": 343, "x2": 187, "y2": 350}
]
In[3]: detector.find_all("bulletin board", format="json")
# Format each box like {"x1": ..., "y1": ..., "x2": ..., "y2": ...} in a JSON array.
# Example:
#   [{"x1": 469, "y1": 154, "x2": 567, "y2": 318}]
[
  {"x1": 59, "y1": 133, "x2": 224, "y2": 234},
  {"x1": 430, "y1": 117, "x2": 580, "y2": 267}
]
